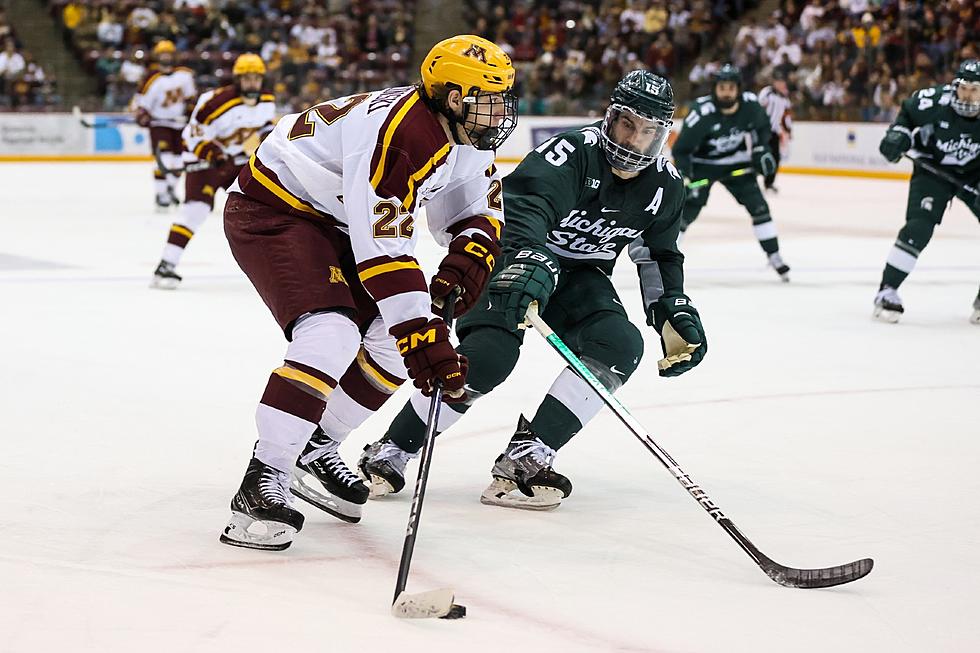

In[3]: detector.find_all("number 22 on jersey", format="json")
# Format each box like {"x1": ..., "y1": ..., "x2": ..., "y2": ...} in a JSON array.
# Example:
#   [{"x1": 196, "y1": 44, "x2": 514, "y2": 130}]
[{"x1": 288, "y1": 94, "x2": 370, "y2": 140}]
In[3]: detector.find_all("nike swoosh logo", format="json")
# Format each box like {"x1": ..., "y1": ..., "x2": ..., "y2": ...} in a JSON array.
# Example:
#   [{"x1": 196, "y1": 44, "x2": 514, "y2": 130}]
[
  {"x1": 610, "y1": 365, "x2": 625, "y2": 376},
  {"x1": 600, "y1": 207, "x2": 619, "y2": 213}
]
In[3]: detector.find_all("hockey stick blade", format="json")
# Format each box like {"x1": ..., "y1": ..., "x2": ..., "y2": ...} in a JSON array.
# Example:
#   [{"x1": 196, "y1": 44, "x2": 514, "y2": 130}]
[
  {"x1": 392, "y1": 589, "x2": 466, "y2": 619},
  {"x1": 762, "y1": 555, "x2": 874, "y2": 589}
]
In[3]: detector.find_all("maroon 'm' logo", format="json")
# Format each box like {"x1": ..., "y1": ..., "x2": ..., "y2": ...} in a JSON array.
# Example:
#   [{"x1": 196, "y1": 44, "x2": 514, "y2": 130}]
[{"x1": 462, "y1": 44, "x2": 488, "y2": 63}]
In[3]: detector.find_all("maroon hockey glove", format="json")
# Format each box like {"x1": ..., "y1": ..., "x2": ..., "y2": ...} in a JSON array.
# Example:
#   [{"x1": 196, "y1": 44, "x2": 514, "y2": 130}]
[
  {"x1": 135, "y1": 108, "x2": 152, "y2": 128},
  {"x1": 196, "y1": 141, "x2": 226, "y2": 163},
  {"x1": 391, "y1": 318, "x2": 468, "y2": 402},
  {"x1": 430, "y1": 232, "x2": 500, "y2": 316}
]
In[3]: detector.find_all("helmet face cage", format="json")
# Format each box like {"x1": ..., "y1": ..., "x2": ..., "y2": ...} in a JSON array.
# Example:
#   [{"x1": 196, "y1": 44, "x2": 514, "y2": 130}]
[
  {"x1": 951, "y1": 79, "x2": 980, "y2": 118},
  {"x1": 600, "y1": 104, "x2": 671, "y2": 173},
  {"x1": 461, "y1": 89, "x2": 518, "y2": 151}
]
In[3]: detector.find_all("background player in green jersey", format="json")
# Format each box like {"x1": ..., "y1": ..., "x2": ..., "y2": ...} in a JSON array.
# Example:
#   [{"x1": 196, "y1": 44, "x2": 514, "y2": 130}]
[
  {"x1": 875, "y1": 59, "x2": 980, "y2": 324},
  {"x1": 672, "y1": 64, "x2": 791, "y2": 281},
  {"x1": 358, "y1": 70, "x2": 707, "y2": 510}
]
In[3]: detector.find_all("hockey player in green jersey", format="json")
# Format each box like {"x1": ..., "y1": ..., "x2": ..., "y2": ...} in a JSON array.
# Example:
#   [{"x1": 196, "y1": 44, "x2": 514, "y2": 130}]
[
  {"x1": 672, "y1": 64, "x2": 791, "y2": 281},
  {"x1": 875, "y1": 59, "x2": 980, "y2": 324},
  {"x1": 358, "y1": 70, "x2": 706, "y2": 510}
]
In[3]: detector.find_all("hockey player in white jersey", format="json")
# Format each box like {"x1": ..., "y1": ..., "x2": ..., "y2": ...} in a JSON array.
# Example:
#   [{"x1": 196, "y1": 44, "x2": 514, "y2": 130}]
[
  {"x1": 131, "y1": 40, "x2": 196, "y2": 210},
  {"x1": 218, "y1": 35, "x2": 517, "y2": 550},
  {"x1": 151, "y1": 54, "x2": 276, "y2": 289}
]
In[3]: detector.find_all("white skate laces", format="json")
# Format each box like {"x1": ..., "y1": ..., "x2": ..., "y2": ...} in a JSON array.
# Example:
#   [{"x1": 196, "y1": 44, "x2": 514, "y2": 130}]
[
  {"x1": 376, "y1": 440, "x2": 417, "y2": 473},
  {"x1": 508, "y1": 438, "x2": 557, "y2": 469},
  {"x1": 875, "y1": 287, "x2": 901, "y2": 305},
  {"x1": 258, "y1": 467, "x2": 294, "y2": 506},
  {"x1": 300, "y1": 438, "x2": 361, "y2": 487}
]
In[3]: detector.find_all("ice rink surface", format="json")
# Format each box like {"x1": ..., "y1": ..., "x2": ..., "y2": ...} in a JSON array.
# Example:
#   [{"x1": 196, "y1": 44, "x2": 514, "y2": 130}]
[{"x1": 1, "y1": 162, "x2": 977, "y2": 653}]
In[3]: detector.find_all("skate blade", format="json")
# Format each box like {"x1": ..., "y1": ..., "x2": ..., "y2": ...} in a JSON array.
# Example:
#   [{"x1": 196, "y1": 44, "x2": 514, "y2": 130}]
[
  {"x1": 392, "y1": 588, "x2": 465, "y2": 619},
  {"x1": 873, "y1": 306, "x2": 902, "y2": 323},
  {"x1": 290, "y1": 472, "x2": 363, "y2": 523},
  {"x1": 150, "y1": 276, "x2": 180, "y2": 290},
  {"x1": 366, "y1": 473, "x2": 396, "y2": 499},
  {"x1": 219, "y1": 511, "x2": 296, "y2": 551},
  {"x1": 479, "y1": 478, "x2": 562, "y2": 511}
]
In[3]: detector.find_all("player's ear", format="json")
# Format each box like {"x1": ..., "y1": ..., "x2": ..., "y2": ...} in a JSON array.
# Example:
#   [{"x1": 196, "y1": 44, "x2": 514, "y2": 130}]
[{"x1": 445, "y1": 88, "x2": 463, "y2": 114}]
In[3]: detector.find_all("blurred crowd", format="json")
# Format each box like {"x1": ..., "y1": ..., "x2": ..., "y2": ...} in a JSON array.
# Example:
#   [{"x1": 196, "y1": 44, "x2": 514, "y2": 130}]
[
  {"x1": 467, "y1": 0, "x2": 759, "y2": 116},
  {"x1": 0, "y1": 8, "x2": 60, "y2": 109},
  {"x1": 693, "y1": 0, "x2": 979, "y2": 121},
  {"x1": 48, "y1": 0, "x2": 415, "y2": 112},
  {"x1": 4, "y1": 1, "x2": 978, "y2": 121}
]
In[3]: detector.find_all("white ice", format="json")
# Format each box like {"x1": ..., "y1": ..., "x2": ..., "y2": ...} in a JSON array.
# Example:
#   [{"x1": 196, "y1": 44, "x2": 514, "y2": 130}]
[{"x1": 1, "y1": 163, "x2": 978, "y2": 653}]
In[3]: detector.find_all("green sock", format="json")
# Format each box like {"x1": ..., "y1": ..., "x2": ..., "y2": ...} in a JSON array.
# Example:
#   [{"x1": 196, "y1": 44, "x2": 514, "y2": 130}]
[
  {"x1": 385, "y1": 400, "x2": 469, "y2": 454},
  {"x1": 530, "y1": 395, "x2": 582, "y2": 451},
  {"x1": 880, "y1": 263, "x2": 909, "y2": 290}
]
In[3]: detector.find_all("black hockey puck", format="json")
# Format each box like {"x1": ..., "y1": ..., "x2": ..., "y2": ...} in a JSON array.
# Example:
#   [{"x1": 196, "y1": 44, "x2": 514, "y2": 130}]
[{"x1": 440, "y1": 603, "x2": 467, "y2": 619}]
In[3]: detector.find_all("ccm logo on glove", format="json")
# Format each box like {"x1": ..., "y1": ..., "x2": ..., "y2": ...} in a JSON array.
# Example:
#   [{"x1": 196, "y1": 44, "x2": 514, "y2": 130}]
[{"x1": 397, "y1": 328, "x2": 437, "y2": 354}]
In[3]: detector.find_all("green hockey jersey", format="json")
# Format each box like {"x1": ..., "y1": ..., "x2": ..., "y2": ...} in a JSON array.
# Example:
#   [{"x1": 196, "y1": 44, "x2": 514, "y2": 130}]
[
  {"x1": 672, "y1": 92, "x2": 773, "y2": 169},
  {"x1": 890, "y1": 84, "x2": 980, "y2": 177},
  {"x1": 501, "y1": 121, "x2": 688, "y2": 310}
]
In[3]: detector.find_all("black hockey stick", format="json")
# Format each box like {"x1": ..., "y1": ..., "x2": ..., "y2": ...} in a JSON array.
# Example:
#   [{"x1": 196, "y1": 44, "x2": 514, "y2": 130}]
[
  {"x1": 524, "y1": 303, "x2": 873, "y2": 589},
  {"x1": 903, "y1": 153, "x2": 980, "y2": 197},
  {"x1": 71, "y1": 105, "x2": 136, "y2": 128},
  {"x1": 391, "y1": 290, "x2": 466, "y2": 619}
]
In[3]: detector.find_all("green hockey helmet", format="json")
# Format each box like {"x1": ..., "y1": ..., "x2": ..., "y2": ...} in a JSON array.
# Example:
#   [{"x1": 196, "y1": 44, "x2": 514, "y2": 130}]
[
  {"x1": 952, "y1": 59, "x2": 980, "y2": 118},
  {"x1": 712, "y1": 63, "x2": 742, "y2": 108},
  {"x1": 601, "y1": 69, "x2": 675, "y2": 173}
]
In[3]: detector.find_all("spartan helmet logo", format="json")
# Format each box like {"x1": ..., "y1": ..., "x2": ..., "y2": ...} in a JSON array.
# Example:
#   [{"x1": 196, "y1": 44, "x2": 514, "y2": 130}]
[{"x1": 462, "y1": 44, "x2": 488, "y2": 63}]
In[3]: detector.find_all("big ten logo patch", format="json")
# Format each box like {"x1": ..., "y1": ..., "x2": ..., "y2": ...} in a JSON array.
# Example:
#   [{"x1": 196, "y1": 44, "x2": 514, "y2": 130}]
[{"x1": 328, "y1": 266, "x2": 348, "y2": 285}]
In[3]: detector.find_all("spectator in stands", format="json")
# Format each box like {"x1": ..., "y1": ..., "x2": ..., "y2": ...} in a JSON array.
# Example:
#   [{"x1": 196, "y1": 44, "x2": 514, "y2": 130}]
[{"x1": 0, "y1": 37, "x2": 25, "y2": 97}]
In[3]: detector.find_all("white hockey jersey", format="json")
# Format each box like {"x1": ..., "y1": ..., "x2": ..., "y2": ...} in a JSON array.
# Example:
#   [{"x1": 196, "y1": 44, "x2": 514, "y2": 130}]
[
  {"x1": 232, "y1": 85, "x2": 505, "y2": 332},
  {"x1": 183, "y1": 86, "x2": 277, "y2": 162},
  {"x1": 132, "y1": 66, "x2": 196, "y2": 129}
]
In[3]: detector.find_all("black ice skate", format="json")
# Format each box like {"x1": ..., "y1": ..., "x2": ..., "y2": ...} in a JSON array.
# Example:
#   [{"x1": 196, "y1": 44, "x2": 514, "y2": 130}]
[
  {"x1": 151, "y1": 260, "x2": 182, "y2": 290},
  {"x1": 970, "y1": 286, "x2": 980, "y2": 325},
  {"x1": 220, "y1": 457, "x2": 305, "y2": 551},
  {"x1": 291, "y1": 428, "x2": 368, "y2": 523},
  {"x1": 873, "y1": 286, "x2": 904, "y2": 323},
  {"x1": 768, "y1": 252, "x2": 790, "y2": 282},
  {"x1": 358, "y1": 437, "x2": 419, "y2": 498},
  {"x1": 480, "y1": 415, "x2": 572, "y2": 511}
]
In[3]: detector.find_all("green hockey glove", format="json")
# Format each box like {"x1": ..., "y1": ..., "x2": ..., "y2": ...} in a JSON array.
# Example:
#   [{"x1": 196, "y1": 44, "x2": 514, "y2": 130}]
[
  {"x1": 648, "y1": 294, "x2": 707, "y2": 377},
  {"x1": 488, "y1": 248, "x2": 560, "y2": 329},
  {"x1": 752, "y1": 145, "x2": 777, "y2": 178},
  {"x1": 879, "y1": 129, "x2": 911, "y2": 163}
]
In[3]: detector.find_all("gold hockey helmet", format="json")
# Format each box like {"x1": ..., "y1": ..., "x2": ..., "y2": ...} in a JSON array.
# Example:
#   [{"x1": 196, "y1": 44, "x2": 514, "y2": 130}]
[
  {"x1": 419, "y1": 35, "x2": 517, "y2": 151},
  {"x1": 152, "y1": 40, "x2": 176, "y2": 56},
  {"x1": 420, "y1": 35, "x2": 515, "y2": 98},
  {"x1": 233, "y1": 53, "x2": 267, "y2": 76}
]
